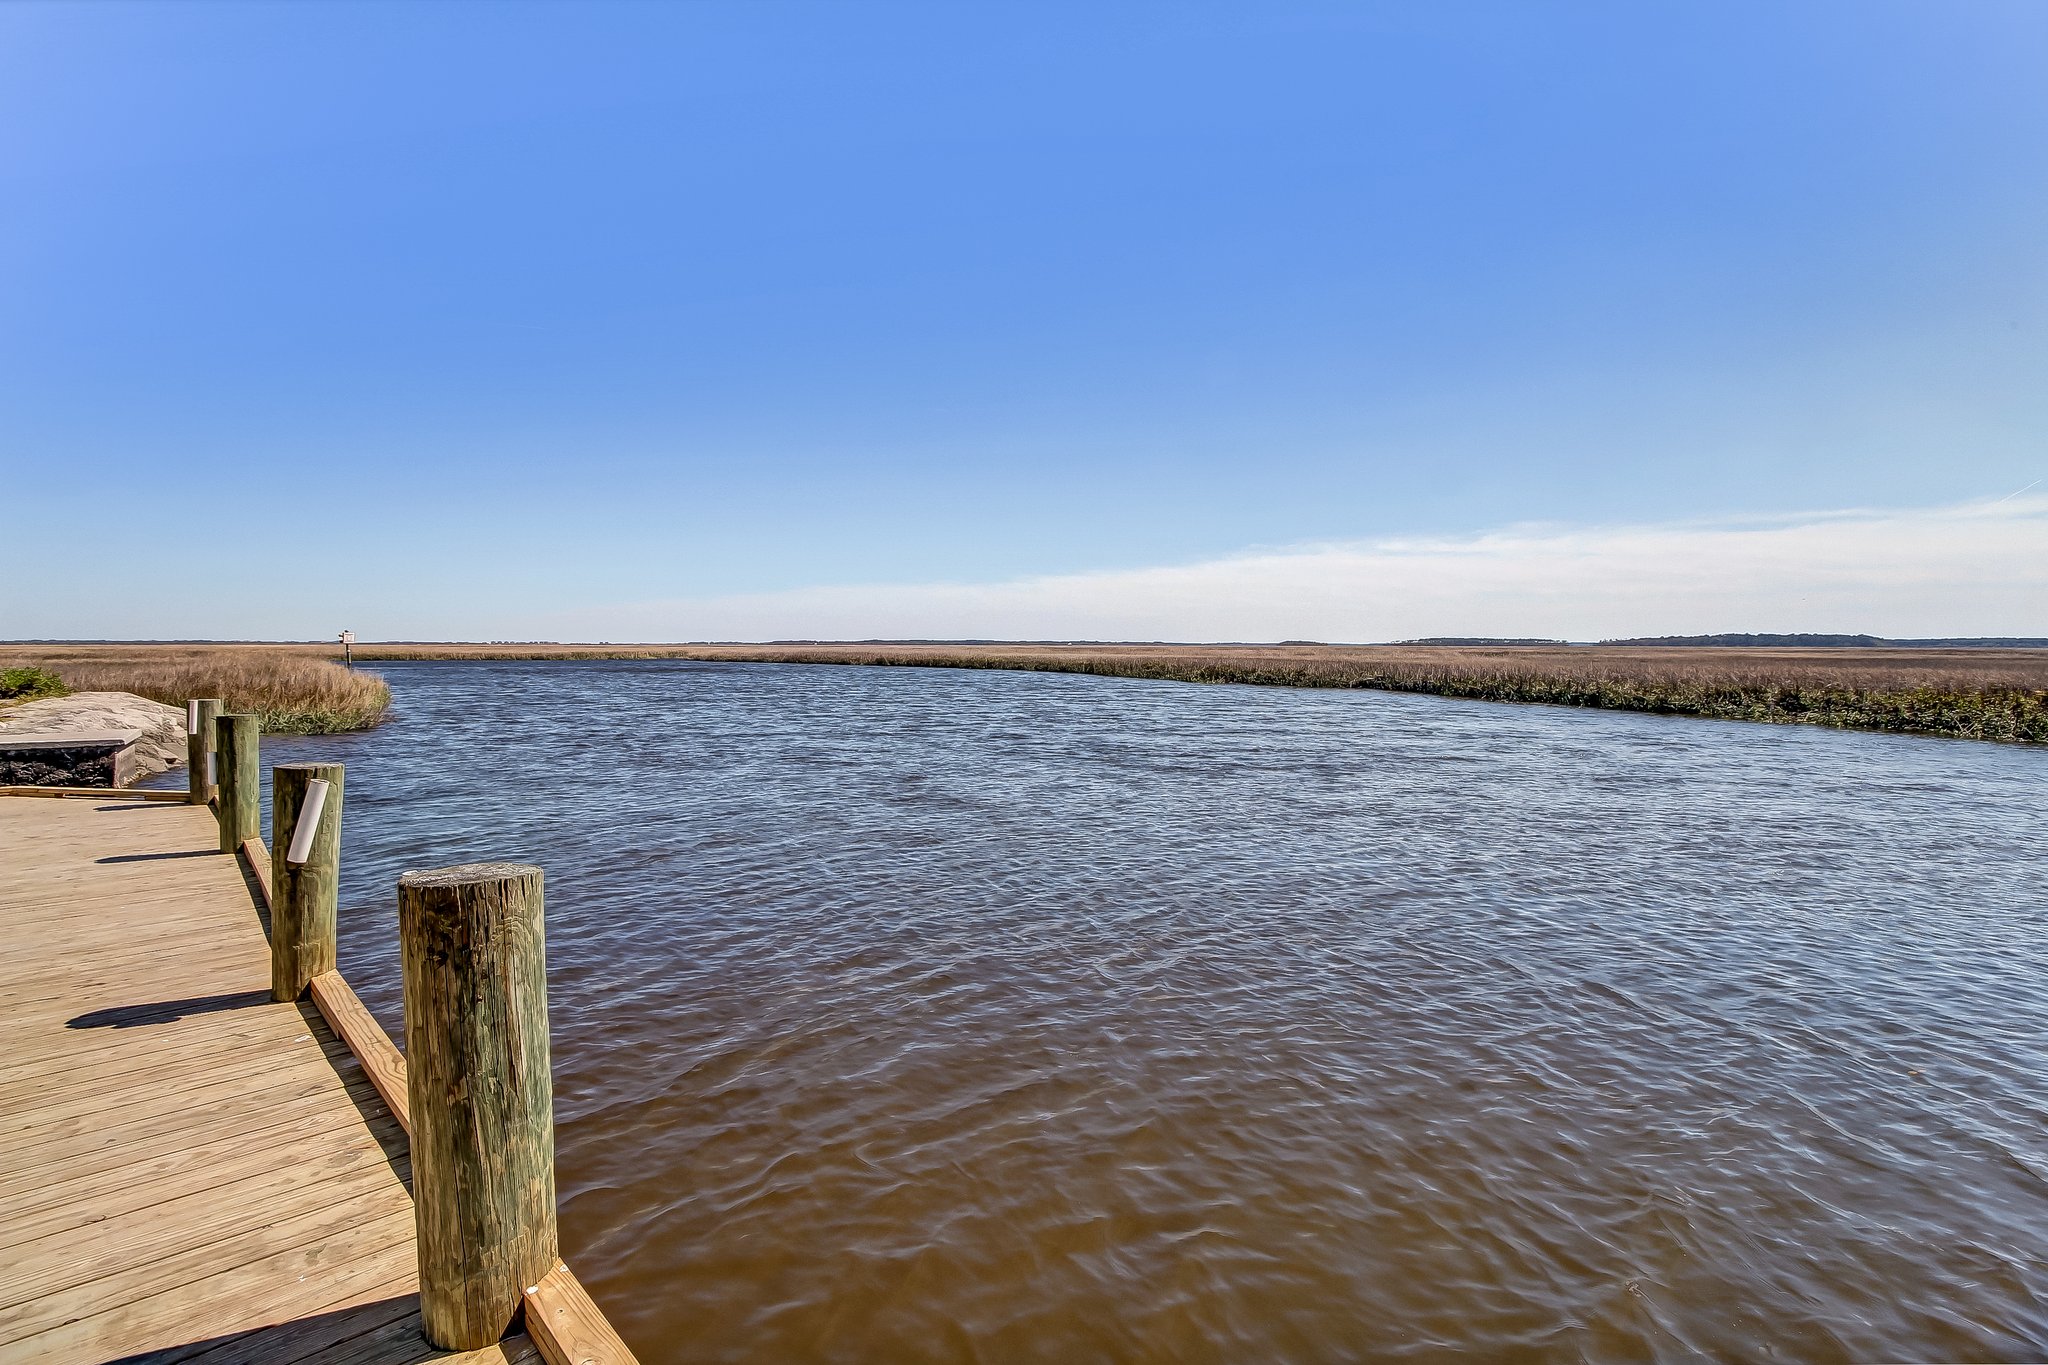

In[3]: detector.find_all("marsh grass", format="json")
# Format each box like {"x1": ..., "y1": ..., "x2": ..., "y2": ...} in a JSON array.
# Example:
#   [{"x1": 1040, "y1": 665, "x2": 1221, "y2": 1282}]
[
  {"x1": 699, "y1": 644, "x2": 2048, "y2": 743},
  {"x1": 6, "y1": 641, "x2": 2039, "y2": 743},
  {"x1": 0, "y1": 646, "x2": 391, "y2": 733},
  {"x1": 340, "y1": 640, "x2": 2048, "y2": 744}
]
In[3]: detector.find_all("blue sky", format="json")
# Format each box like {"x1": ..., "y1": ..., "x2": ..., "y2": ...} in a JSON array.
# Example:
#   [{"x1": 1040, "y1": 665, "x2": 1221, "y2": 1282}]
[{"x1": 4, "y1": 1, "x2": 2044, "y2": 640}]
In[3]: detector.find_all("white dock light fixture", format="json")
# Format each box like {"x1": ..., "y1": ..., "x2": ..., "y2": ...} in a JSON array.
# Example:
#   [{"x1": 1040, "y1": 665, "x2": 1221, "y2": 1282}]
[
  {"x1": 186, "y1": 700, "x2": 199, "y2": 735},
  {"x1": 286, "y1": 777, "x2": 331, "y2": 865},
  {"x1": 205, "y1": 752, "x2": 216, "y2": 785}
]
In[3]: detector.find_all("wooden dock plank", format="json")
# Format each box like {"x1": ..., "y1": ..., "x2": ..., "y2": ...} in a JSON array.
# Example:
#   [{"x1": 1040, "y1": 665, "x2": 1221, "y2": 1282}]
[
  {"x1": 0, "y1": 1077, "x2": 395, "y2": 1204},
  {"x1": 311, "y1": 971, "x2": 413, "y2": 1134},
  {"x1": 524, "y1": 1262, "x2": 641, "y2": 1365},
  {"x1": 0, "y1": 1029, "x2": 356, "y2": 1138},
  {"x1": 0, "y1": 794, "x2": 544, "y2": 1362},
  {"x1": 0, "y1": 1103, "x2": 401, "y2": 1230},
  {"x1": 0, "y1": 1109, "x2": 407, "y2": 1253},
  {"x1": 0, "y1": 1007, "x2": 308, "y2": 1087}
]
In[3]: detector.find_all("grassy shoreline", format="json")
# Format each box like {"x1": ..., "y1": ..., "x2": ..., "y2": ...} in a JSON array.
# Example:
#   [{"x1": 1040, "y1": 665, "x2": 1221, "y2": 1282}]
[
  {"x1": 653, "y1": 646, "x2": 2048, "y2": 743},
  {"x1": 367, "y1": 641, "x2": 2047, "y2": 743},
  {"x1": 0, "y1": 646, "x2": 392, "y2": 733},
  {"x1": 4, "y1": 641, "x2": 2042, "y2": 744}
]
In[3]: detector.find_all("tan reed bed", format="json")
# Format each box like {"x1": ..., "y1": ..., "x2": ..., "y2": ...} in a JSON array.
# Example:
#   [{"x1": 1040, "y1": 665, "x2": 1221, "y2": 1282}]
[
  {"x1": 653, "y1": 642, "x2": 2048, "y2": 743},
  {"x1": 7, "y1": 641, "x2": 2041, "y2": 743},
  {"x1": 282, "y1": 639, "x2": 2048, "y2": 744},
  {"x1": 0, "y1": 645, "x2": 391, "y2": 733}
]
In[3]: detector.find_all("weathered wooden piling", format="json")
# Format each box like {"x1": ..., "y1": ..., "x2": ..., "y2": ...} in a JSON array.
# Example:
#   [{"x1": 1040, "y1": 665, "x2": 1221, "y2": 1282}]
[
  {"x1": 270, "y1": 763, "x2": 343, "y2": 1001},
  {"x1": 186, "y1": 698, "x2": 222, "y2": 805},
  {"x1": 398, "y1": 862, "x2": 557, "y2": 1350},
  {"x1": 214, "y1": 714, "x2": 260, "y2": 852}
]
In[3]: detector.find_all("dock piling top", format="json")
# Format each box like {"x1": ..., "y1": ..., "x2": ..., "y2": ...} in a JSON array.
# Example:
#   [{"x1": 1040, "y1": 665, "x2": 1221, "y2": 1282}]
[
  {"x1": 186, "y1": 697, "x2": 222, "y2": 805},
  {"x1": 272, "y1": 762, "x2": 343, "y2": 1002},
  {"x1": 215, "y1": 713, "x2": 259, "y2": 852},
  {"x1": 399, "y1": 860, "x2": 557, "y2": 1351}
]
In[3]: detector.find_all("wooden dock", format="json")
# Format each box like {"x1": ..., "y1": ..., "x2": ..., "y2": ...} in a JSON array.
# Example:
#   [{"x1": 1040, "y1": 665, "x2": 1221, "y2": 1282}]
[{"x1": 0, "y1": 784, "x2": 630, "y2": 1363}]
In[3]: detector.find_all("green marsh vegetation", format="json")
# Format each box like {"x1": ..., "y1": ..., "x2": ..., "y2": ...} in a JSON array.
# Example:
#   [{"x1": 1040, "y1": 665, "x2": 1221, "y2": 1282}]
[{"x1": 0, "y1": 666, "x2": 70, "y2": 702}]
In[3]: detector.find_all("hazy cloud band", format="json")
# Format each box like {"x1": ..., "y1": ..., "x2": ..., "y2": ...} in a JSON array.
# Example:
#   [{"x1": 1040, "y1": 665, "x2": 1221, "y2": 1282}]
[{"x1": 560, "y1": 497, "x2": 2048, "y2": 643}]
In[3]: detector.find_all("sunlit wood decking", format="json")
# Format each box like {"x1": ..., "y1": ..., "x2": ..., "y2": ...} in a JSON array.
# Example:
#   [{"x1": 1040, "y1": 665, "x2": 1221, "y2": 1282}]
[{"x1": 0, "y1": 793, "x2": 541, "y2": 1364}]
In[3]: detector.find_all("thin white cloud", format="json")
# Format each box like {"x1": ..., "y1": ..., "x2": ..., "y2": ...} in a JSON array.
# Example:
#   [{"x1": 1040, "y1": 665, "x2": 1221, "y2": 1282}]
[{"x1": 558, "y1": 496, "x2": 2048, "y2": 643}]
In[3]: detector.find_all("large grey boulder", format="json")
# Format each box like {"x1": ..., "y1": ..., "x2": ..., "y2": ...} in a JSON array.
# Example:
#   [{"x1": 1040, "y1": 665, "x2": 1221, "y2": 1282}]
[{"x1": 0, "y1": 692, "x2": 188, "y2": 780}]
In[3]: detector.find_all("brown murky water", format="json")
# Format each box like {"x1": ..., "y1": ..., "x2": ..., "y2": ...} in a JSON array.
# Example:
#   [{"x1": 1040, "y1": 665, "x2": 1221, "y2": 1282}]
[{"x1": 217, "y1": 660, "x2": 2048, "y2": 1362}]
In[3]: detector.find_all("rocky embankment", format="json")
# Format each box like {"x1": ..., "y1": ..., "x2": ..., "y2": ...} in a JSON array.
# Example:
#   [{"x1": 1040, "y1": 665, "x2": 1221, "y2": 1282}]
[{"x1": 0, "y1": 692, "x2": 188, "y2": 780}]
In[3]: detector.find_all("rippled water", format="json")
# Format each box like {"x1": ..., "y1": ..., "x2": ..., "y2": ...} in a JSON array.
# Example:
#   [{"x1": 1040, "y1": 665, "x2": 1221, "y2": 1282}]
[{"x1": 164, "y1": 660, "x2": 2048, "y2": 1362}]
